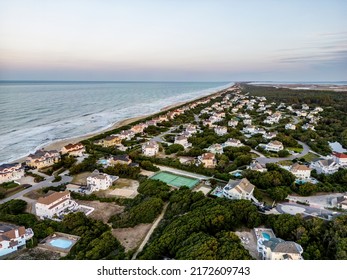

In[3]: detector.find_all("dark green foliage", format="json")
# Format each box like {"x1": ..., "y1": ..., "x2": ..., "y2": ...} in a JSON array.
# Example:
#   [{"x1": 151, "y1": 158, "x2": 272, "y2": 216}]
[
  {"x1": 278, "y1": 149, "x2": 290, "y2": 157},
  {"x1": 0, "y1": 199, "x2": 27, "y2": 215},
  {"x1": 109, "y1": 197, "x2": 164, "y2": 228},
  {"x1": 139, "y1": 160, "x2": 160, "y2": 171},
  {"x1": 104, "y1": 163, "x2": 141, "y2": 179},
  {"x1": 69, "y1": 156, "x2": 98, "y2": 175},
  {"x1": 138, "y1": 189, "x2": 260, "y2": 260},
  {"x1": 137, "y1": 179, "x2": 171, "y2": 200},
  {"x1": 25, "y1": 171, "x2": 45, "y2": 182},
  {"x1": 0, "y1": 181, "x2": 19, "y2": 189},
  {"x1": 165, "y1": 144, "x2": 184, "y2": 155}
]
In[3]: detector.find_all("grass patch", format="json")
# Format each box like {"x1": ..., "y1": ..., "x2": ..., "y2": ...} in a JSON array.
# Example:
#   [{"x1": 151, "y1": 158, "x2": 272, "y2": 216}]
[
  {"x1": 0, "y1": 181, "x2": 19, "y2": 189},
  {"x1": 278, "y1": 160, "x2": 292, "y2": 166},
  {"x1": 71, "y1": 172, "x2": 92, "y2": 184},
  {"x1": 287, "y1": 147, "x2": 303, "y2": 153},
  {"x1": 301, "y1": 152, "x2": 320, "y2": 163}
]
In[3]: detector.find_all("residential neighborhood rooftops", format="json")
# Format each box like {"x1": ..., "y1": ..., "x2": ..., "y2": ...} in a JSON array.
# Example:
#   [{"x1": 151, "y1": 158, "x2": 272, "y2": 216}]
[{"x1": 225, "y1": 178, "x2": 255, "y2": 194}]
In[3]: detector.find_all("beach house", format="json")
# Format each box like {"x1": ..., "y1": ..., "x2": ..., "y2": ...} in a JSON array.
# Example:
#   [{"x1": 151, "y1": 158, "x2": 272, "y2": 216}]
[
  {"x1": 248, "y1": 160, "x2": 267, "y2": 173},
  {"x1": 290, "y1": 163, "x2": 312, "y2": 179},
  {"x1": 254, "y1": 228, "x2": 303, "y2": 260},
  {"x1": 35, "y1": 191, "x2": 78, "y2": 220},
  {"x1": 222, "y1": 178, "x2": 256, "y2": 201},
  {"x1": 198, "y1": 153, "x2": 217, "y2": 168},
  {"x1": 332, "y1": 152, "x2": 347, "y2": 166},
  {"x1": 60, "y1": 143, "x2": 85, "y2": 157},
  {"x1": 86, "y1": 170, "x2": 118, "y2": 193},
  {"x1": 97, "y1": 135, "x2": 122, "y2": 147},
  {"x1": 174, "y1": 135, "x2": 191, "y2": 148},
  {"x1": 142, "y1": 141, "x2": 159, "y2": 156},
  {"x1": 207, "y1": 144, "x2": 224, "y2": 154},
  {"x1": 0, "y1": 223, "x2": 34, "y2": 257},
  {"x1": 0, "y1": 163, "x2": 24, "y2": 184},
  {"x1": 285, "y1": 123, "x2": 296, "y2": 130},
  {"x1": 26, "y1": 149, "x2": 60, "y2": 169},
  {"x1": 310, "y1": 159, "x2": 340, "y2": 175},
  {"x1": 264, "y1": 141, "x2": 284, "y2": 152},
  {"x1": 109, "y1": 154, "x2": 132, "y2": 165},
  {"x1": 228, "y1": 119, "x2": 238, "y2": 128},
  {"x1": 223, "y1": 138, "x2": 243, "y2": 148}
]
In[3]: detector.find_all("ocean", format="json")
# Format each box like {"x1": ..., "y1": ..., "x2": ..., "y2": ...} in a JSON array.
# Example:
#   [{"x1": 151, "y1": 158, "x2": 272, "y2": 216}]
[{"x1": 0, "y1": 81, "x2": 232, "y2": 164}]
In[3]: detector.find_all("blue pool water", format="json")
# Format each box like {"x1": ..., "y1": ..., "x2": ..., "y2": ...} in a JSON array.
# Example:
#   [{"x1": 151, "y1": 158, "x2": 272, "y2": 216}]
[
  {"x1": 49, "y1": 238, "x2": 73, "y2": 249},
  {"x1": 97, "y1": 159, "x2": 109, "y2": 165},
  {"x1": 262, "y1": 233, "x2": 271, "y2": 240}
]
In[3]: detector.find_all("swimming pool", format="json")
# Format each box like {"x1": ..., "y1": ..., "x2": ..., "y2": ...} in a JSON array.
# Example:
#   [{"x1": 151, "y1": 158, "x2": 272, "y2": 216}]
[
  {"x1": 262, "y1": 232, "x2": 271, "y2": 240},
  {"x1": 97, "y1": 159, "x2": 109, "y2": 165},
  {"x1": 49, "y1": 238, "x2": 73, "y2": 249}
]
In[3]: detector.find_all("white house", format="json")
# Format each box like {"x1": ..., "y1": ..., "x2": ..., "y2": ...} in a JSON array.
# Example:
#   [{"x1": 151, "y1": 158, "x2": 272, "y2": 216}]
[
  {"x1": 332, "y1": 152, "x2": 347, "y2": 166},
  {"x1": 302, "y1": 123, "x2": 315, "y2": 130},
  {"x1": 142, "y1": 140, "x2": 159, "y2": 156},
  {"x1": 264, "y1": 141, "x2": 284, "y2": 152},
  {"x1": 222, "y1": 178, "x2": 256, "y2": 201},
  {"x1": 0, "y1": 223, "x2": 34, "y2": 257},
  {"x1": 0, "y1": 163, "x2": 24, "y2": 184},
  {"x1": 228, "y1": 120, "x2": 238, "y2": 127},
  {"x1": 263, "y1": 132, "x2": 277, "y2": 140},
  {"x1": 35, "y1": 191, "x2": 78, "y2": 220},
  {"x1": 185, "y1": 124, "x2": 197, "y2": 135},
  {"x1": 310, "y1": 159, "x2": 340, "y2": 175},
  {"x1": 243, "y1": 125, "x2": 257, "y2": 134},
  {"x1": 174, "y1": 135, "x2": 191, "y2": 148},
  {"x1": 285, "y1": 123, "x2": 296, "y2": 130},
  {"x1": 86, "y1": 170, "x2": 118, "y2": 193},
  {"x1": 290, "y1": 163, "x2": 312, "y2": 179},
  {"x1": 214, "y1": 126, "x2": 228, "y2": 136},
  {"x1": 207, "y1": 144, "x2": 224, "y2": 154},
  {"x1": 243, "y1": 118, "x2": 252, "y2": 125},
  {"x1": 223, "y1": 138, "x2": 243, "y2": 148},
  {"x1": 248, "y1": 161, "x2": 267, "y2": 173}
]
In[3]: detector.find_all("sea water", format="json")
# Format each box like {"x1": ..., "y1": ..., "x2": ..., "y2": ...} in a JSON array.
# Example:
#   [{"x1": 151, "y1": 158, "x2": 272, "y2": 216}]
[{"x1": 0, "y1": 81, "x2": 232, "y2": 164}]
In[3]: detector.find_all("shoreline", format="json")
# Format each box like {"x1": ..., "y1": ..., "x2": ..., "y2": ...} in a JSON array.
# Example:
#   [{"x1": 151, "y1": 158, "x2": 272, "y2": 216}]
[{"x1": 10, "y1": 84, "x2": 233, "y2": 164}]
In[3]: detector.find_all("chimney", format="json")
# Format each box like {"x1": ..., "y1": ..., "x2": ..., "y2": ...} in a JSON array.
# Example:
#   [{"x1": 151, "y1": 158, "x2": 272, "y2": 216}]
[{"x1": 15, "y1": 229, "x2": 19, "y2": 238}]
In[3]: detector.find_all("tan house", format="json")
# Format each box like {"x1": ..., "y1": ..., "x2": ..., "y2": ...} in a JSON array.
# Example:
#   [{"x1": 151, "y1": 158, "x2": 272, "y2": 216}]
[
  {"x1": 26, "y1": 150, "x2": 60, "y2": 169},
  {"x1": 0, "y1": 163, "x2": 24, "y2": 184},
  {"x1": 60, "y1": 143, "x2": 85, "y2": 157},
  {"x1": 131, "y1": 123, "x2": 147, "y2": 134},
  {"x1": 97, "y1": 135, "x2": 122, "y2": 147},
  {"x1": 290, "y1": 163, "x2": 312, "y2": 179},
  {"x1": 198, "y1": 153, "x2": 217, "y2": 168}
]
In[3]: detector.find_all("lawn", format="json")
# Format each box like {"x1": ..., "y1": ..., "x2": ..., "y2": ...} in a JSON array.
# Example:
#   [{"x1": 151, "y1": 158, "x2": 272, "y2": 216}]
[{"x1": 301, "y1": 152, "x2": 320, "y2": 162}]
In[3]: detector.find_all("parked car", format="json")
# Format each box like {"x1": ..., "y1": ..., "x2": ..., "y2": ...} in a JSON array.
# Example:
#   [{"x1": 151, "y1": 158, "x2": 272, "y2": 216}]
[{"x1": 22, "y1": 184, "x2": 32, "y2": 189}]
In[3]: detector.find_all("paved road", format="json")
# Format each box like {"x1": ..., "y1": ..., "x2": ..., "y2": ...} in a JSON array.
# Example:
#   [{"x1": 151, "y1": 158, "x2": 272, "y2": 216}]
[
  {"x1": 0, "y1": 174, "x2": 72, "y2": 204},
  {"x1": 132, "y1": 203, "x2": 169, "y2": 260},
  {"x1": 276, "y1": 202, "x2": 342, "y2": 220},
  {"x1": 152, "y1": 127, "x2": 176, "y2": 144},
  {"x1": 256, "y1": 140, "x2": 311, "y2": 165}
]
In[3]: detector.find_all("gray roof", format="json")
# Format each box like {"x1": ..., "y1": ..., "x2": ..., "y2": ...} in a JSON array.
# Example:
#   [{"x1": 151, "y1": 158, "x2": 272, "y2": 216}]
[{"x1": 263, "y1": 238, "x2": 302, "y2": 254}]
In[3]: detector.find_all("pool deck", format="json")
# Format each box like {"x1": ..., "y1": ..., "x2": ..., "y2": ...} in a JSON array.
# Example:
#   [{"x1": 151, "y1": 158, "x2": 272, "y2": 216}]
[{"x1": 37, "y1": 232, "x2": 80, "y2": 256}]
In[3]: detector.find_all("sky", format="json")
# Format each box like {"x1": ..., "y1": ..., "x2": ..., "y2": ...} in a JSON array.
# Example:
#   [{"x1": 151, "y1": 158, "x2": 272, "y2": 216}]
[{"x1": 0, "y1": 0, "x2": 346, "y2": 81}]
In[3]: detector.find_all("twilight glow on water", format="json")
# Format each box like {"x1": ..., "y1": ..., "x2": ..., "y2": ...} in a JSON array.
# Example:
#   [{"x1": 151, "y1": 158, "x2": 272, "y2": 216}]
[{"x1": 0, "y1": 81, "x2": 231, "y2": 164}]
